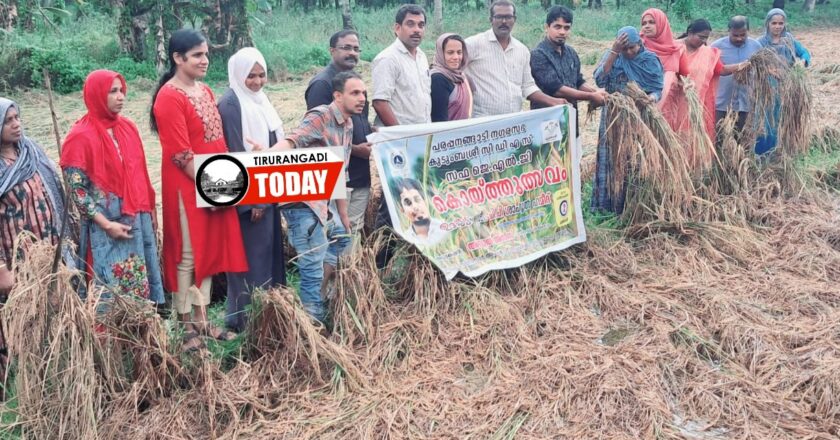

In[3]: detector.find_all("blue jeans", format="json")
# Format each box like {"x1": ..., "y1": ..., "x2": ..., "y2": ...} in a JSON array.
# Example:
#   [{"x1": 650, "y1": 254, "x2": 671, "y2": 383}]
[{"x1": 282, "y1": 208, "x2": 350, "y2": 322}]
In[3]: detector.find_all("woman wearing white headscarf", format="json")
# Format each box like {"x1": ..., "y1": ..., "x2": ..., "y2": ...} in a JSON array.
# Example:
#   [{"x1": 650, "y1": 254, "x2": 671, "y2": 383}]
[{"x1": 217, "y1": 47, "x2": 286, "y2": 332}]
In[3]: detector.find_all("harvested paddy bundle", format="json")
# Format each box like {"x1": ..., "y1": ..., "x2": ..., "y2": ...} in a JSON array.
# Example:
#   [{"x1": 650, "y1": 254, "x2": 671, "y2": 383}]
[
  {"x1": 1, "y1": 240, "x2": 99, "y2": 440},
  {"x1": 708, "y1": 112, "x2": 753, "y2": 196},
  {"x1": 330, "y1": 236, "x2": 391, "y2": 348},
  {"x1": 602, "y1": 83, "x2": 694, "y2": 225},
  {"x1": 245, "y1": 287, "x2": 367, "y2": 391},
  {"x1": 96, "y1": 294, "x2": 186, "y2": 403},
  {"x1": 735, "y1": 48, "x2": 812, "y2": 158},
  {"x1": 778, "y1": 65, "x2": 813, "y2": 156},
  {"x1": 679, "y1": 77, "x2": 717, "y2": 173}
]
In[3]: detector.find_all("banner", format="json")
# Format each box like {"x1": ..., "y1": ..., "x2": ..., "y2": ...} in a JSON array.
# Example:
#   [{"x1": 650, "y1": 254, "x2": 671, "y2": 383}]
[
  {"x1": 193, "y1": 147, "x2": 347, "y2": 208},
  {"x1": 370, "y1": 106, "x2": 586, "y2": 280}
]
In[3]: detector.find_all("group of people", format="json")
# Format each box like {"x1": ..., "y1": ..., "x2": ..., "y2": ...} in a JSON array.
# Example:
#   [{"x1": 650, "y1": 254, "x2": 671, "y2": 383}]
[
  {"x1": 591, "y1": 7, "x2": 810, "y2": 213},
  {"x1": 0, "y1": 2, "x2": 812, "y2": 354}
]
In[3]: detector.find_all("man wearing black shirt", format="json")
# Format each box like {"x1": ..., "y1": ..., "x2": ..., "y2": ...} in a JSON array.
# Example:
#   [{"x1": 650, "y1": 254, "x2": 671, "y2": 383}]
[
  {"x1": 530, "y1": 6, "x2": 607, "y2": 140},
  {"x1": 305, "y1": 30, "x2": 374, "y2": 237}
]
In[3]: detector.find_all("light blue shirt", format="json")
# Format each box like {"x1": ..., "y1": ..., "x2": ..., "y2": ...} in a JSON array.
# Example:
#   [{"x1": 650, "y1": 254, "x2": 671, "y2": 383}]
[{"x1": 711, "y1": 36, "x2": 762, "y2": 113}]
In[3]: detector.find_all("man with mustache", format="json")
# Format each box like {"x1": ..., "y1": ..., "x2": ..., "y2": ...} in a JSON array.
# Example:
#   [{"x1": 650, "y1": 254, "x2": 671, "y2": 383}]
[
  {"x1": 393, "y1": 177, "x2": 446, "y2": 247},
  {"x1": 711, "y1": 16, "x2": 762, "y2": 137},
  {"x1": 306, "y1": 30, "x2": 374, "y2": 239},
  {"x1": 371, "y1": 4, "x2": 432, "y2": 126},
  {"x1": 531, "y1": 6, "x2": 607, "y2": 141},
  {"x1": 464, "y1": 0, "x2": 566, "y2": 117}
]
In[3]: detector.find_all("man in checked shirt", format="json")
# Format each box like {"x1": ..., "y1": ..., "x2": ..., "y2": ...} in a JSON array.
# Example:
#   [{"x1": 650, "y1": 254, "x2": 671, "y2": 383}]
[{"x1": 267, "y1": 71, "x2": 366, "y2": 325}]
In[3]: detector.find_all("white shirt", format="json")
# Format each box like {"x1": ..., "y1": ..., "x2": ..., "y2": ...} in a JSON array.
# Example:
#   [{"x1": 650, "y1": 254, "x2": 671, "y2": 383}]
[
  {"x1": 403, "y1": 218, "x2": 447, "y2": 247},
  {"x1": 464, "y1": 29, "x2": 540, "y2": 117},
  {"x1": 371, "y1": 39, "x2": 432, "y2": 126}
]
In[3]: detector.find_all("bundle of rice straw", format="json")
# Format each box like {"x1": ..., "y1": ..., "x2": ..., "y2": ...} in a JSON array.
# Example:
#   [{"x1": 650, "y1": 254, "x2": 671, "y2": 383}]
[
  {"x1": 707, "y1": 111, "x2": 753, "y2": 196},
  {"x1": 735, "y1": 48, "x2": 812, "y2": 158},
  {"x1": 1, "y1": 239, "x2": 100, "y2": 439},
  {"x1": 245, "y1": 287, "x2": 367, "y2": 391},
  {"x1": 679, "y1": 77, "x2": 718, "y2": 173},
  {"x1": 602, "y1": 82, "x2": 694, "y2": 224}
]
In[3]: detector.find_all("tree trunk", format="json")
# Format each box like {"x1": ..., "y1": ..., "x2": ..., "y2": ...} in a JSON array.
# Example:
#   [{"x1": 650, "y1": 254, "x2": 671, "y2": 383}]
[
  {"x1": 802, "y1": 0, "x2": 816, "y2": 11},
  {"x1": 0, "y1": 0, "x2": 17, "y2": 31},
  {"x1": 154, "y1": 3, "x2": 168, "y2": 74},
  {"x1": 200, "y1": 0, "x2": 253, "y2": 57},
  {"x1": 340, "y1": 0, "x2": 354, "y2": 29},
  {"x1": 772, "y1": 0, "x2": 785, "y2": 8},
  {"x1": 434, "y1": 0, "x2": 442, "y2": 32},
  {"x1": 116, "y1": 0, "x2": 155, "y2": 62}
]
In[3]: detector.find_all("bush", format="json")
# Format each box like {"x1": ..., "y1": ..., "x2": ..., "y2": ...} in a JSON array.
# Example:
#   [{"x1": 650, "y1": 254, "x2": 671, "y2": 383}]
[{"x1": 28, "y1": 47, "x2": 93, "y2": 94}]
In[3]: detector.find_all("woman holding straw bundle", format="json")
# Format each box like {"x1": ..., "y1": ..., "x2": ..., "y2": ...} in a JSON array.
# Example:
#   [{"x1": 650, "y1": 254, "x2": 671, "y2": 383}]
[
  {"x1": 591, "y1": 26, "x2": 664, "y2": 214},
  {"x1": 60, "y1": 70, "x2": 165, "y2": 309},
  {"x1": 217, "y1": 47, "x2": 287, "y2": 333},
  {"x1": 755, "y1": 8, "x2": 812, "y2": 155},
  {"x1": 151, "y1": 29, "x2": 247, "y2": 351},
  {"x1": 640, "y1": 8, "x2": 689, "y2": 132},
  {"x1": 675, "y1": 19, "x2": 749, "y2": 142},
  {"x1": 0, "y1": 97, "x2": 72, "y2": 390}
]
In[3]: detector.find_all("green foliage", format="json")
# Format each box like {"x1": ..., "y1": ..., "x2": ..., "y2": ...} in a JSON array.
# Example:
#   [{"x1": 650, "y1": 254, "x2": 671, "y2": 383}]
[
  {"x1": 29, "y1": 47, "x2": 92, "y2": 94},
  {"x1": 672, "y1": 0, "x2": 697, "y2": 21}
]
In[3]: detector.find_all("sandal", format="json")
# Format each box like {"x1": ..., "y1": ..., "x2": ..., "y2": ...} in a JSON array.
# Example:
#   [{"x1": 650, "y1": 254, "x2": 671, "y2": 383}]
[
  {"x1": 181, "y1": 330, "x2": 205, "y2": 354},
  {"x1": 197, "y1": 324, "x2": 237, "y2": 342}
]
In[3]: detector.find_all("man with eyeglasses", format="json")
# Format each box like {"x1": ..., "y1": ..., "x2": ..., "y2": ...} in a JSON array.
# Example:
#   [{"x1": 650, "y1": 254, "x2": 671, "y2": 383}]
[
  {"x1": 465, "y1": 0, "x2": 566, "y2": 117},
  {"x1": 371, "y1": 4, "x2": 432, "y2": 126},
  {"x1": 305, "y1": 29, "x2": 374, "y2": 238}
]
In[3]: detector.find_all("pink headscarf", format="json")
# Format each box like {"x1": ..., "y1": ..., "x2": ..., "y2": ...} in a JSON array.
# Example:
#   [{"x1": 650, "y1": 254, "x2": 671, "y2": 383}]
[{"x1": 640, "y1": 8, "x2": 682, "y2": 73}]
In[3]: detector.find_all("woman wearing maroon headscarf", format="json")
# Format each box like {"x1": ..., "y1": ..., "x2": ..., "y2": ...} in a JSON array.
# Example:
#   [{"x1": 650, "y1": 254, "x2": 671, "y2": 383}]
[
  {"x1": 61, "y1": 69, "x2": 164, "y2": 306},
  {"x1": 640, "y1": 8, "x2": 689, "y2": 132}
]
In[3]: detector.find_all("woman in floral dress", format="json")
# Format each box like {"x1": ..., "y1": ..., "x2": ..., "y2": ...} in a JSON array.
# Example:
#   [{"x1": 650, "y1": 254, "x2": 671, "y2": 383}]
[
  {"x1": 1, "y1": 97, "x2": 70, "y2": 395},
  {"x1": 61, "y1": 69, "x2": 164, "y2": 308}
]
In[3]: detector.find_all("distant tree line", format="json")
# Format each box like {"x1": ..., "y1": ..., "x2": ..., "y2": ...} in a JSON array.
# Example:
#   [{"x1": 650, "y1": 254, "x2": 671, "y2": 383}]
[{"x1": 0, "y1": 0, "x2": 828, "y2": 68}]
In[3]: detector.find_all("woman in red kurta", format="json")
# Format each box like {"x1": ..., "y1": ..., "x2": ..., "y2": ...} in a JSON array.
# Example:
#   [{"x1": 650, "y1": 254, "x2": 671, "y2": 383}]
[{"x1": 150, "y1": 29, "x2": 246, "y2": 350}]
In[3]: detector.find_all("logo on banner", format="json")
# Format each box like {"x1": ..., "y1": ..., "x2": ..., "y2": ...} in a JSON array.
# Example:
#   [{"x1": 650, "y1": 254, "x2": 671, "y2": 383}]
[
  {"x1": 196, "y1": 155, "x2": 249, "y2": 207},
  {"x1": 390, "y1": 150, "x2": 406, "y2": 169},
  {"x1": 541, "y1": 119, "x2": 562, "y2": 143},
  {"x1": 194, "y1": 147, "x2": 347, "y2": 208}
]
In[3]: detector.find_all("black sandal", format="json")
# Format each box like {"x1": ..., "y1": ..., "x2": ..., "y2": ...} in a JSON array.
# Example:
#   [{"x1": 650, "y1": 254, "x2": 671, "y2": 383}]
[{"x1": 181, "y1": 330, "x2": 205, "y2": 354}]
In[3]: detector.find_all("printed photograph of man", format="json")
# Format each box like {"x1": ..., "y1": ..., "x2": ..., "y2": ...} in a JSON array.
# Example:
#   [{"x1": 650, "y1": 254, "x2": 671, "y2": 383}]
[{"x1": 392, "y1": 177, "x2": 447, "y2": 247}]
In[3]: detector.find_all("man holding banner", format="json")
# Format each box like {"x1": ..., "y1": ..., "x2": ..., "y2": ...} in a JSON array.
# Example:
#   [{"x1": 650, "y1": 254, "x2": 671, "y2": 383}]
[{"x1": 268, "y1": 71, "x2": 366, "y2": 324}]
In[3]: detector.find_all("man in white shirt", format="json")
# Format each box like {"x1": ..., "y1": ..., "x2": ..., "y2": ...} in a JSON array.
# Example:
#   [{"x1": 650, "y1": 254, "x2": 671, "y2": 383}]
[
  {"x1": 465, "y1": 0, "x2": 566, "y2": 117},
  {"x1": 371, "y1": 4, "x2": 432, "y2": 126}
]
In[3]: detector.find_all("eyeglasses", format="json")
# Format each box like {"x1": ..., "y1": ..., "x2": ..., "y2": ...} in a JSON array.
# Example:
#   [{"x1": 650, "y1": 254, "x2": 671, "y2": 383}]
[
  {"x1": 335, "y1": 45, "x2": 362, "y2": 53},
  {"x1": 492, "y1": 14, "x2": 516, "y2": 22}
]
